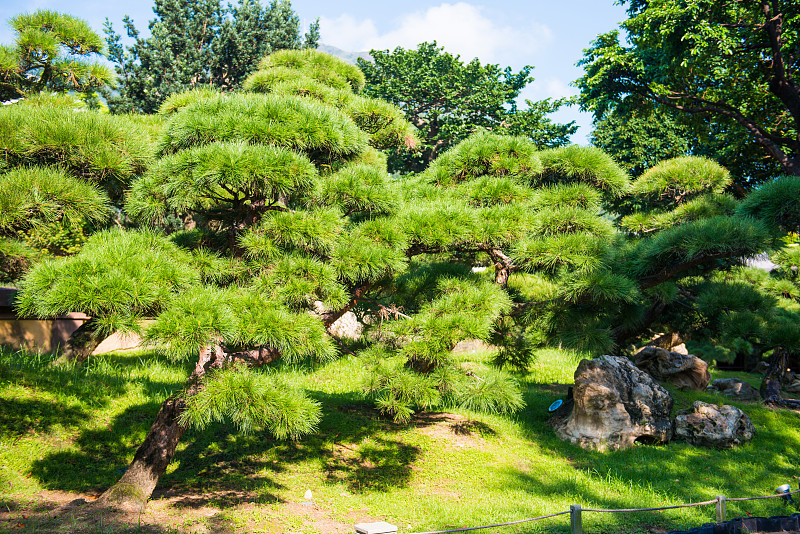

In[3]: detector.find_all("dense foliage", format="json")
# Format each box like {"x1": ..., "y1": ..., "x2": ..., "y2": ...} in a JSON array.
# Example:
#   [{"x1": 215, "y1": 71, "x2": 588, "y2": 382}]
[
  {"x1": 578, "y1": 0, "x2": 800, "y2": 185},
  {"x1": 104, "y1": 0, "x2": 320, "y2": 113},
  {"x1": 357, "y1": 41, "x2": 576, "y2": 173}
]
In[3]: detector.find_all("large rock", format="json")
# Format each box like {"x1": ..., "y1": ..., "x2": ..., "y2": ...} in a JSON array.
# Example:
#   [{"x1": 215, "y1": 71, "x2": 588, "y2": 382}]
[
  {"x1": 673, "y1": 401, "x2": 755, "y2": 449},
  {"x1": 550, "y1": 355, "x2": 674, "y2": 451},
  {"x1": 706, "y1": 378, "x2": 760, "y2": 401},
  {"x1": 634, "y1": 346, "x2": 711, "y2": 391}
]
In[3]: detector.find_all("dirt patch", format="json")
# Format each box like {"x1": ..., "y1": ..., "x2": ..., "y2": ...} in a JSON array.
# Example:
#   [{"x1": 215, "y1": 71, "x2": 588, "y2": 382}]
[
  {"x1": 413, "y1": 412, "x2": 496, "y2": 448},
  {"x1": 0, "y1": 489, "x2": 363, "y2": 534}
]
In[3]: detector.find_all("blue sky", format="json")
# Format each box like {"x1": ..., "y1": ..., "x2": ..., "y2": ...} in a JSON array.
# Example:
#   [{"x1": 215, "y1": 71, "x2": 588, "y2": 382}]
[{"x1": 0, "y1": 1, "x2": 629, "y2": 143}]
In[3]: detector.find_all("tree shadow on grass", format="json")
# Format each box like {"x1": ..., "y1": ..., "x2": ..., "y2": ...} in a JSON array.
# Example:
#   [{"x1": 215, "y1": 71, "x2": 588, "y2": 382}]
[
  {"x1": 0, "y1": 398, "x2": 88, "y2": 438},
  {"x1": 156, "y1": 391, "x2": 422, "y2": 504},
  {"x1": 29, "y1": 400, "x2": 166, "y2": 494},
  {"x1": 0, "y1": 495, "x2": 234, "y2": 534}
]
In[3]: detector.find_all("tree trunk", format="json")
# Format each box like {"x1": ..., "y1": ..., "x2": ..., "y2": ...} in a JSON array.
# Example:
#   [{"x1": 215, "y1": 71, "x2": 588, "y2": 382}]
[
  {"x1": 98, "y1": 343, "x2": 281, "y2": 510},
  {"x1": 53, "y1": 318, "x2": 106, "y2": 365},
  {"x1": 97, "y1": 394, "x2": 188, "y2": 511},
  {"x1": 487, "y1": 249, "x2": 513, "y2": 288},
  {"x1": 760, "y1": 348, "x2": 800, "y2": 408},
  {"x1": 98, "y1": 343, "x2": 224, "y2": 510}
]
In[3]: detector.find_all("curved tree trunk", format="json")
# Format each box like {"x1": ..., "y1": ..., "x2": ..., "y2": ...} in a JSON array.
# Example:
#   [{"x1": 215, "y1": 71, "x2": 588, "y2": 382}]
[
  {"x1": 98, "y1": 393, "x2": 189, "y2": 511},
  {"x1": 98, "y1": 343, "x2": 223, "y2": 510},
  {"x1": 98, "y1": 344, "x2": 282, "y2": 510},
  {"x1": 760, "y1": 348, "x2": 800, "y2": 409},
  {"x1": 53, "y1": 318, "x2": 106, "y2": 365}
]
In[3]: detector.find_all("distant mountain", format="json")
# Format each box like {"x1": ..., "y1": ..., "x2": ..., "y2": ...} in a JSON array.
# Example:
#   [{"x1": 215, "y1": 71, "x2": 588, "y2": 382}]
[{"x1": 317, "y1": 43, "x2": 371, "y2": 64}]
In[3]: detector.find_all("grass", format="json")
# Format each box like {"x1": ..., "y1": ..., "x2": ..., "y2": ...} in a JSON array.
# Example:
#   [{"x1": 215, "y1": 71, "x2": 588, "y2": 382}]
[{"x1": 2, "y1": 345, "x2": 800, "y2": 534}]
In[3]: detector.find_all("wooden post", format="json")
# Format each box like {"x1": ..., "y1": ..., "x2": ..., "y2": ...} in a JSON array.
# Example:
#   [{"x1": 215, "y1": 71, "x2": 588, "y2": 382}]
[
  {"x1": 716, "y1": 495, "x2": 726, "y2": 523},
  {"x1": 570, "y1": 504, "x2": 584, "y2": 534}
]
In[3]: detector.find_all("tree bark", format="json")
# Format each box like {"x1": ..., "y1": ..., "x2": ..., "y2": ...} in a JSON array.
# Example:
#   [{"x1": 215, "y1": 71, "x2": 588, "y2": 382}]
[
  {"x1": 487, "y1": 249, "x2": 514, "y2": 287},
  {"x1": 53, "y1": 318, "x2": 107, "y2": 365},
  {"x1": 760, "y1": 348, "x2": 800, "y2": 408},
  {"x1": 97, "y1": 342, "x2": 284, "y2": 510}
]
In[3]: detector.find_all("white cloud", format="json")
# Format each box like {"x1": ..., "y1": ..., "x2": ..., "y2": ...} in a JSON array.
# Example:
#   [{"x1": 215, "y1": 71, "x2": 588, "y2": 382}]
[
  {"x1": 518, "y1": 77, "x2": 577, "y2": 104},
  {"x1": 319, "y1": 2, "x2": 552, "y2": 65}
]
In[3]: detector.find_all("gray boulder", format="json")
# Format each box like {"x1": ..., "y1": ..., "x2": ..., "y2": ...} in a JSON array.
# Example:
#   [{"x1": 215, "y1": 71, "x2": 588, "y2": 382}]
[
  {"x1": 674, "y1": 401, "x2": 755, "y2": 449},
  {"x1": 634, "y1": 346, "x2": 711, "y2": 391},
  {"x1": 550, "y1": 355, "x2": 674, "y2": 451},
  {"x1": 706, "y1": 378, "x2": 760, "y2": 401}
]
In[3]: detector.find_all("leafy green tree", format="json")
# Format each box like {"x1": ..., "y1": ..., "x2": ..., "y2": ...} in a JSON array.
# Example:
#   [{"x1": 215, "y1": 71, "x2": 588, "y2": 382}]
[
  {"x1": 357, "y1": 41, "x2": 576, "y2": 173},
  {"x1": 0, "y1": 10, "x2": 113, "y2": 102},
  {"x1": 104, "y1": 0, "x2": 320, "y2": 113},
  {"x1": 577, "y1": 0, "x2": 800, "y2": 183}
]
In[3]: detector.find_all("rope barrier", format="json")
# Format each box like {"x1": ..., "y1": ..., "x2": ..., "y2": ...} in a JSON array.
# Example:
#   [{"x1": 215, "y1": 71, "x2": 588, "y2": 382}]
[
  {"x1": 408, "y1": 511, "x2": 571, "y2": 534},
  {"x1": 405, "y1": 488, "x2": 800, "y2": 534},
  {"x1": 728, "y1": 488, "x2": 800, "y2": 502},
  {"x1": 581, "y1": 499, "x2": 718, "y2": 513}
]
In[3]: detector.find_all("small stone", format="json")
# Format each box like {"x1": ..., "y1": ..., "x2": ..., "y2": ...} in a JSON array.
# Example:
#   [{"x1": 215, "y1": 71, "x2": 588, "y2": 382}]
[
  {"x1": 634, "y1": 346, "x2": 711, "y2": 390},
  {"x1": 706, "y1": 378, "x2": 760, "y2": 401}
]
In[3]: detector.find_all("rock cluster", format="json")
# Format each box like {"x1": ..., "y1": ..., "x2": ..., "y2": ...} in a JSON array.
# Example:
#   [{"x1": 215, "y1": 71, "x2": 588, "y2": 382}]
[{"x1": 550, "y1": 355, "x2": 755, "y2": 451}]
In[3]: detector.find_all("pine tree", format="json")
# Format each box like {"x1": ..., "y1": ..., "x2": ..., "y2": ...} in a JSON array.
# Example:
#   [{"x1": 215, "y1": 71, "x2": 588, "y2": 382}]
[
  {"x1": 0, "y1": 10, "x2": 113, "y2": 102},
  {"x1": 104, "y1": 0, "x2": 319, "y2": 113}
]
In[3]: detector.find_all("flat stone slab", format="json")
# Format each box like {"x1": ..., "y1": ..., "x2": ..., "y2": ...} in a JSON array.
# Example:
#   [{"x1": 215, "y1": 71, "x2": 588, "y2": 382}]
[{"x1": 355, "y1": 522, "x2": 398, "y2": 534}]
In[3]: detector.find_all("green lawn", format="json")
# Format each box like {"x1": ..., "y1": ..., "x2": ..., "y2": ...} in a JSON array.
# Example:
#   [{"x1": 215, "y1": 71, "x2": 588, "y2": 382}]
[{"x1": 1, "y1": 346, "x2": 799, "y2": 534}]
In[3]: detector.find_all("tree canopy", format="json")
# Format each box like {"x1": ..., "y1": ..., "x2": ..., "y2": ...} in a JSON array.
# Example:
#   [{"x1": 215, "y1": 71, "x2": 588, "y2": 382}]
[
  {"x1": 357, "y1": 41, "x2": 576, "y2": 173},
  {"x1": 103, "y1": 0, "x2": 320, "y2": 113},
  {"x1": 0, "y1": 10, "x2": 113, "y2": 102},
  {"x1": 577, "y1": 0, "x2": 800, "y2": 185}
]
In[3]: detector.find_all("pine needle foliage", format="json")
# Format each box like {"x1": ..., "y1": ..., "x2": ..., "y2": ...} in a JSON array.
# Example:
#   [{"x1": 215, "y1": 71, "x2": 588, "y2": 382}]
[
  {"x1": 0, "y1": 10, "x2": 113, "y2": 101},
  {"x1": 180, "y1": 366, "x2": 321, "y2": 438},
  {"x1": 157, "y1": 92, "x2": 367, "y2": 162},
  {"x1": 631, "y1": 156, "x2": 731, "y2": 207},
  {"x1": 424, "y1": 133, "x2": 542, "y2": 186},
  {"x1": 737, "y1": 176, "x2": 800, "y2": 234},
  {"x1": 0, "y1": 166, "x2": 110, "y2": 234},
  {"x1": 536, "y1": 145, "x2": 630, "y2": 197},
  {"x1": 17, "y1": 229, "x2": 200, "y2": 337},
  {"x1": 244, "y1": 49, "x2": 418, "y2": 151},
  {"x1": 0, "y1": 98, "x2": 153, "y2": 201}
]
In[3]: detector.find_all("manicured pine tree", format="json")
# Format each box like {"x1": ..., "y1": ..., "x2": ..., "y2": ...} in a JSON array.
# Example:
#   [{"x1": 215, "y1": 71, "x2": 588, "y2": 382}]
[
  {"x1": 0, "y1": 93, "x2": 155, "y2": 283},
  {"x1": 18, "y1": 48, "x2": 422, "y2": 510},
  {"x1": 0, "y1": 10, "x2": 113, "y2": 102}
]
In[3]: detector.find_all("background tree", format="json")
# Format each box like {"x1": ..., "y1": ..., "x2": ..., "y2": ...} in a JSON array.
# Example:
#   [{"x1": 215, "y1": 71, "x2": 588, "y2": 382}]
[
  {"x1": 0, "y1": 10, "x2": 113, "y2": 102},
  {"x1": 357, "y1": 41, "x2": 576, "y2": 173},
  {"x1": 104, "y1": 0, "x2": 320, "y2": 113},
  {"x1": 577, "y1": 0, "x2": 800, "y2": 186}
]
